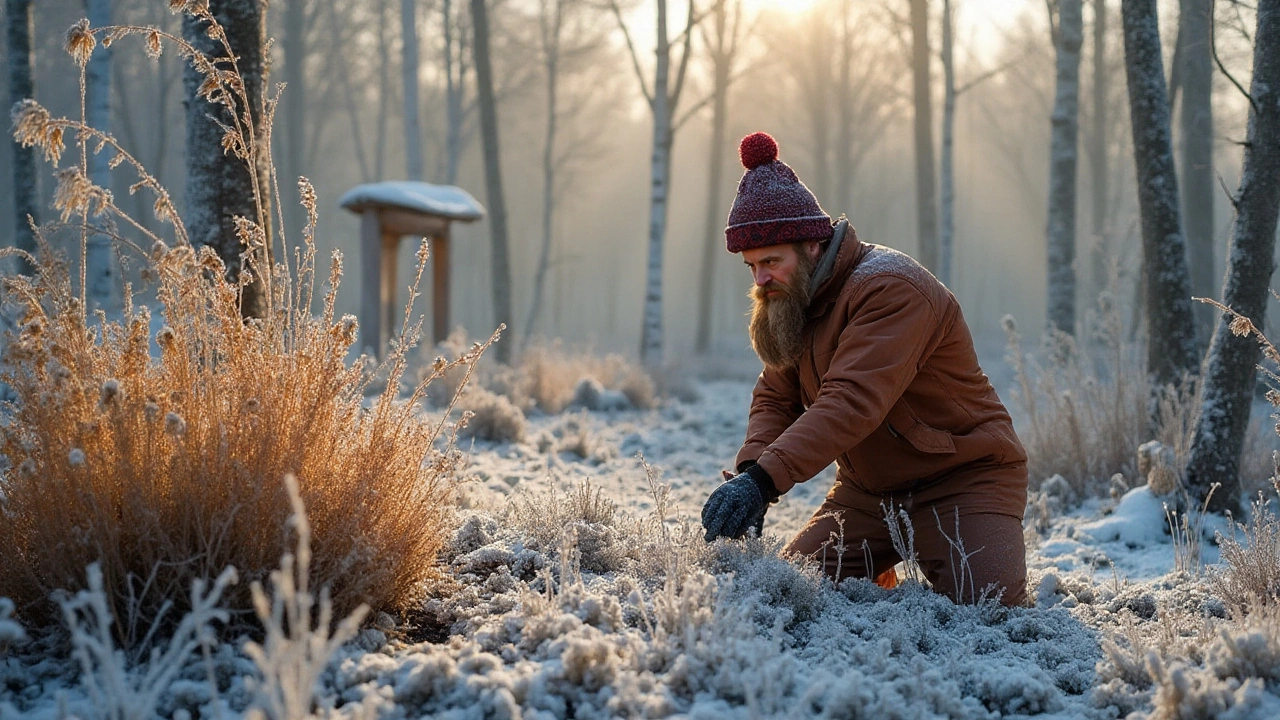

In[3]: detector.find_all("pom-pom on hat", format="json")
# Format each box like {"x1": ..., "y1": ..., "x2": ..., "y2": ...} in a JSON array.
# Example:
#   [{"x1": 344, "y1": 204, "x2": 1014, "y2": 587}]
[{"x1": 725, "y1": 132, "x2": 833, "y2": 253}]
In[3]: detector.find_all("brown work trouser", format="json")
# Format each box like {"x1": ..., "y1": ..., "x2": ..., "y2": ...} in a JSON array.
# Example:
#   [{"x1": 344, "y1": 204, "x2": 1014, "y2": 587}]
[{"x1": 785, "y1": 480, "x2": 1028, "y2": 607}]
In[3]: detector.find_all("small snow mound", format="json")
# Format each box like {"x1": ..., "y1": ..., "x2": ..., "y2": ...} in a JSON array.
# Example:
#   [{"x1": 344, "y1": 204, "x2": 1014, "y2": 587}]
[
  {"x1": 571, "y1": 377, "x2": 631, "y2": 412},
  {"x1": 1076, "y1": 485, "x2": 1168, "y2": 546}
]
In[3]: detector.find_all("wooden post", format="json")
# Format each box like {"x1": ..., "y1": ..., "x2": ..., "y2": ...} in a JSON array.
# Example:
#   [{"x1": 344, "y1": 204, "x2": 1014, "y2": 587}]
[
  {"x1": 432, "y1": 230, "x2": 451, "y2": 344},
  {"x1": 359, "y1": 209, "x2": 382, "y2": 356},
  {"x1": 381, "y1": 230, "x2": 400, "y2": 352}
]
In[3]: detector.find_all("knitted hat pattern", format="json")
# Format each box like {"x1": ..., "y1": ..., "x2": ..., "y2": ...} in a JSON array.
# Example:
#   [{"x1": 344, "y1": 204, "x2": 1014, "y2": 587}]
[{"x1": 725, "y1": 132, "x2": 833, "y2": 253}]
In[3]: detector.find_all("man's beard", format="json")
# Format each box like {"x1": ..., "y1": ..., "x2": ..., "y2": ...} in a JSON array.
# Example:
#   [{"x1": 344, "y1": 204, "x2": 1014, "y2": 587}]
[{"x1": 748, "y1": 248, "x2": 817, "y2": 370}]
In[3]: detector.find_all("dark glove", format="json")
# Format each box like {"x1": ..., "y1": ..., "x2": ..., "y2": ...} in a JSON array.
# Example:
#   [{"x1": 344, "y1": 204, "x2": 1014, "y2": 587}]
[{"x1": 701, "y1": 463, "x2": 781, "y2": 541}]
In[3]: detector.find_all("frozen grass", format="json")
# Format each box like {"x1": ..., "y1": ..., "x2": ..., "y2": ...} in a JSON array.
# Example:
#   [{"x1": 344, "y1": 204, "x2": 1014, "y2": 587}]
[
  {"x1": 1003, "y1": 307, "x2": 1200, "y2": 499},
  {"x1": 1, "y1": 6, "x2": 475, "y2": 641}
]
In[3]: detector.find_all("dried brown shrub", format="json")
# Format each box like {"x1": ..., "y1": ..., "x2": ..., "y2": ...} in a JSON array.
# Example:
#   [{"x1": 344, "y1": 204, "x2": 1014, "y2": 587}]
[{"x1": 0, "y1": 9, "x2": 489, "y2": 643}]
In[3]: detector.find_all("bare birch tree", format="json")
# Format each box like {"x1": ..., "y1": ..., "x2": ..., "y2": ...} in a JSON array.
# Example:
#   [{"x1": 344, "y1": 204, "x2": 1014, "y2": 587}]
[
  {"x1": 402, "y1": 0, "x2": 425, "y2": 180},
  {"x1": 1087, "y1": 0, "x2": 1110, "y2": 300},
  {"x1": 471, "y1": 0, "x2": 513, "y2": 362},
  {"x1": 1179, "y1": 0, "x2": 1216, "y2": 343},
  {"x1": 1046, "y1": 0, "x2": 1083, "y2": 335},
  {"x1": 282, "y1": 0, "x2": 307, "y2": 232},
  {"x1": 443, "y1": 0, "x2": 475, "y2": 184},
  {"x1": 1185, "y1": 0, "x2": 1280, "y2": 513},
  {"x1": 695, "y1": 0, "x2": 745, "y2": 354},
  {"x1": 1120, "y1": 0, "x2": 1198, "y2": 386},
  {"x1": 612, "y1": 0, "x2": 700, "y2": 368},
  {"x1": 7, "y1": 0, "x2": 37, "y2": 276},
  {"x1": 83, "y1": 0, "x2": 118, "y2": 312},
  {"x1": 910, "y1": 0, "x2": 939, "y2": 272},
  {"x1": 183, "y1": 0, "x2": 273, "y2": 319}
]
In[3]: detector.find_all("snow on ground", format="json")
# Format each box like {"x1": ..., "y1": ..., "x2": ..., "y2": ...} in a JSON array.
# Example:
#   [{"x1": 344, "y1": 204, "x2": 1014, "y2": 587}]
[{"x1": 0, "y1": 375, "x2": 1273, "y2": 719}]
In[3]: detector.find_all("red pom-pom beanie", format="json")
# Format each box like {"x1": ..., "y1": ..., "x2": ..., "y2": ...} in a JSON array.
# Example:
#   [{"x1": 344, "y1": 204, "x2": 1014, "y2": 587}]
[{"x1": 725, "y1": 132, "x2": 833, "y2": 253}]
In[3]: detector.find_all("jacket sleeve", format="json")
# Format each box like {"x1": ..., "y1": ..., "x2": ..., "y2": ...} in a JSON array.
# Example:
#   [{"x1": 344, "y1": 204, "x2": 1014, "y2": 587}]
[
  {"x1": 735, "y1": 365, "x2": 804, "y2": 473},
  {"x1": 755, "y1": 275, "x2": 942, "y2": 493}
]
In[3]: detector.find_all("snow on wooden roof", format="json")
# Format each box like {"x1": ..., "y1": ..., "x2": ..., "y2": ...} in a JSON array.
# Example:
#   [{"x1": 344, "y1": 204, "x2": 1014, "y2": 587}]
[{"x1": 338, "y1": 181, "x2": 486, "y2": 221}]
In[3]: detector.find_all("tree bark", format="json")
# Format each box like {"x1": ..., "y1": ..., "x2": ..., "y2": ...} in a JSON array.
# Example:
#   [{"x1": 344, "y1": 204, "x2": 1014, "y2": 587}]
[
  {"x1": 84, "y1": 0, "x2": 117, "y2": 312},
  {"x1": 1046, "y1": 0, "x2": 1083, "y2": 335},
  {"x1": 910, "y1": 0, "x2": 939, "y2": 272},
  {"x1": 471, "y1": 0, "x2": 513, "y2": 363},
  {"x1": 695, "y1": 0, "x2": 738, "y2": 355},
  {"x1": 401, "y1": 0, "x2": 424, "y2": 180},
  {"x1": 7, "y1": 0, "x2": 37, "y2": 277},
  {"x1": 835, "y1": 0, "x2": 854, "y2": 213},
  {"x1": 1120, "y1": 0, "x2": 1199, "y2": 386},
  {"x1": 182, "y1": 0, "x2": 272, "y2": 319},
  {"x1": 524, "y1": 0, "x2": 564, "y2": 345},
  {"x1": 444, "y1": 0, "x2": 470, "y2": 185},
  {"x1": 939, "y1": 0, "x2": 956, "y2": 286},
  {"x1": 1088, "y1": 0, "x2": 1109, "y2": 299},
  {"x1": 376, "y1": 0, "x2": 391, "y2": 179},
  {"x1": 640, "y1": 0, "x2": 673, "y2": 368},
  {"x1": 1184, "y1": 0, "x2": 1280, "y2": 514},
  {"x1": 282, "y1": 0, "x2": 306, "y2": 235},
  {"x1": 1179, "y1": 0, "x2": 1216, "y2": 345}
]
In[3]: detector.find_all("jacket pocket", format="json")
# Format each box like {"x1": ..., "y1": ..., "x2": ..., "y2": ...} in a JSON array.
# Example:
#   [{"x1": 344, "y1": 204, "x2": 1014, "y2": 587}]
[{"x1": 885, "y1": 401, "x2": 956, "y2": 454}]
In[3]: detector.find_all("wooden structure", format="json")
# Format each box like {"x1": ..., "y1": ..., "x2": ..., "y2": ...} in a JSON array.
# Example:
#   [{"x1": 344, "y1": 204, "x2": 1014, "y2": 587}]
[{"x1": 339, "y1": 181, "x2": 485, "y2": 356}]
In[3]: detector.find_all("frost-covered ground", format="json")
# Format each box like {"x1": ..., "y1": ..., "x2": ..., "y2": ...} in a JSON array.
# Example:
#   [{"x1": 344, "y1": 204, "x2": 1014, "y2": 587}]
[{"x1": 2, "y1": 375, "x2": 1277, "y2": 719}]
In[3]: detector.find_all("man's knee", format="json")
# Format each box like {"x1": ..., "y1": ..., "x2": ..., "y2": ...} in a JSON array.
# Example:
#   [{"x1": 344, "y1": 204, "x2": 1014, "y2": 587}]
[{"x1": 921, "y1": 511, "x2": 1028, "y2": 607}]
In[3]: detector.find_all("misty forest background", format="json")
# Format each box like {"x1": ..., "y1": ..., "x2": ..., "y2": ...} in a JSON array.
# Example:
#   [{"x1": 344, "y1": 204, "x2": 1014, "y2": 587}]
[{"x1": 5, "y1": 0, "x2": 1262, "y2": 362}]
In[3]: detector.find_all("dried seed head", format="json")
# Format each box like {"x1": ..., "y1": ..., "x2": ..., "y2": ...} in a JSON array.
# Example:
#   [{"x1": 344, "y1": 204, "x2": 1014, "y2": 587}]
[
  {"x1": 22, "y1": 317, "x2": 44, "y2": 338},
  {"x1": 11, "y1": 100, "x2": 64, "y2": 165},
  {"x1": 330, "y1": 315, "x2": 358, "y2": 346},
  {"x1": 156, "y1": 326, "x2": 176, "y2": 351},
  {"x1": 68, "y1": 448, "x2": 86, "y2": 466},
  {"x1": 145, "y1": 30, "x2": 163, "y2": 59},
  {"x1": 432, "y1": 356, "x2": 447, "y2": 374},
  {"x1": 99, "y1": 378, "x2": 121, "y2": 407},
  {"x1": 1230, "y1": 315, "x2": 1253, "y2": 338},
  {"x1": 164, "y1": 412, "x2": 186, "y2": 437},
  {"x1": 18, "y1": 459, "x2": 37, "y2": 477},
  {"x1": 244, "y1": 397, "x2": 261, "y2": 415},
  {"x1": 144, "y1": 402, "x2": 160, "y2": 423},
  {"x1": 65, "y1": 20, "x2": 95, "y2": 67},
  {"x1": 1001, "y1": 314, "x2": 1017, "y2": 335},
  {"x1": 53, "y1": 167, "x2": 112, "y2": 223},
  {"x1": 1267, "y1": 389, "x2": 1280, "y2": 407}
]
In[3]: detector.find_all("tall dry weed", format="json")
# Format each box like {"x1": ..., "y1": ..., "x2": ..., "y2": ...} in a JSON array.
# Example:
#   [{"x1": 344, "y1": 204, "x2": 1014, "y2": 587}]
[
  {"x1": 0, "y1": 7, "x2": 487, "y2": 642},
  {"x1": 1003, "y1": 295, "x2": 1200, "y2": 498}
]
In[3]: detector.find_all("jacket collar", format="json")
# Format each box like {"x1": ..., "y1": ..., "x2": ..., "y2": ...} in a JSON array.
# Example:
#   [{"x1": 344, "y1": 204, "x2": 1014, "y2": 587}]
[{"x1": 807, "y1": 217, "x2": 863, "y2": 318}]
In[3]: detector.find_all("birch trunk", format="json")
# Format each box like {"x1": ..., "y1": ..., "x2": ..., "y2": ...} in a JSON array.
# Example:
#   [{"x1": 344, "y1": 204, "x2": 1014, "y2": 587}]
[
  {"x1": 183, "y1": 0, "x2": 271, "y2": 319},
  {"x1": 640, "y1": 0, "x2": 672, "y2": 369},
  {"x1": 910, "y1": 0, "x2": 939, "y2": 272},
  {"x1": 695, "y1": 0, "x2": 736, "y2": 354},
  {"x1": 444, "y1": 0, "x2": 469, "y2": 185},
  {"x1": 1121, "y1": 0, "x2": 1199, "y2": 386},
  {"x1": 1046, "y1": 0, "x2": 1083, "y2": 335},
  {"x1": 471, "y1": 0, "x2": 513, "y2": 363},
  {"x1": 1089, "y1": 0, "x2": 1109, "y2": 298},
  {"x1": 84, "y1": 0, "x2": 116, "y2": 312},
  {"x1": 524, "y1": 0, "x2": 563, "y2": 344},
  {"x1": 1180, "y1": 0, "x2": 1215, "y2": 344},
  {"x1": 939, "y1": 0, "x2": 956, "y2": 286},
  {"x1": 401, "y1": 0, "x2": 424, "y2": 180},
  {"x1": 835, "y1": 0, "x2": 854, "y2": 212},
  {"x1": 7, "y1": 0, "x2": 37, "y2": 276},
  {"x1": 283, "y1": 0, "x2": 306, "y2": 233},
  {"x1": 1184, "y1": 0, "x2": 1280, "y2": 514},
  {"x1": 376, "y1": 0, "x2": 391, "y2": 179}
]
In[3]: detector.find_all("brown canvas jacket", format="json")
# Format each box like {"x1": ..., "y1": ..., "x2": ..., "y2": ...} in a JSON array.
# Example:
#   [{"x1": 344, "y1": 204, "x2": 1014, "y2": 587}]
[{"x1": 735, "y1": 220, "x2": 1028, "y2": 518}]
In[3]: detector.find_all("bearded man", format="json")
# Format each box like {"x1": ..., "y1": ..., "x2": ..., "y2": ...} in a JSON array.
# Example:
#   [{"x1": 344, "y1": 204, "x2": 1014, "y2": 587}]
[{"x1": 700, "y1": 132, "x2": 1030, "y2": 607}]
